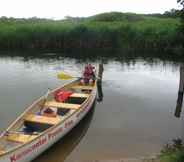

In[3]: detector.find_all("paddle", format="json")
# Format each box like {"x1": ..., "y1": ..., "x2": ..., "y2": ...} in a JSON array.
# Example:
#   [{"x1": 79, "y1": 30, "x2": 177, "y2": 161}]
[
  {"x1": 57, "y1": 71, "x2": 101, "y2": 81},
  {"x1": 57, "y1": 72, "x2": 80, "y2": 80}
]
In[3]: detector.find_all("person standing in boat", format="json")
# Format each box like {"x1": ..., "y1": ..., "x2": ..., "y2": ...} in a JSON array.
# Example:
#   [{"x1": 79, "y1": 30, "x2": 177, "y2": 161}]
[{"x1": 80, "y1": 64, "x2": 95, "y2": 85}]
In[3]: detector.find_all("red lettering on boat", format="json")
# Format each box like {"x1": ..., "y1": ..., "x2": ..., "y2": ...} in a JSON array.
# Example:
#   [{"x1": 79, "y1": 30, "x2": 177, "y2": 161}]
[
  {"x1": 10, "y1": 137, "x2": 47, "y2": 162},
  {"x1": 48, "y1": 127, "x2": 63, "y2": 139},
  {"x1": 64, "y1": 120, "x2": 73, "y2": 129}
]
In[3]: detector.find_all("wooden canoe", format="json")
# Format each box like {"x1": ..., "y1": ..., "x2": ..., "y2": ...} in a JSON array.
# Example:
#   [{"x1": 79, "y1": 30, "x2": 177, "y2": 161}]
[{"x1": 0, "y1": 79, "x2": 97, "y2": 162}]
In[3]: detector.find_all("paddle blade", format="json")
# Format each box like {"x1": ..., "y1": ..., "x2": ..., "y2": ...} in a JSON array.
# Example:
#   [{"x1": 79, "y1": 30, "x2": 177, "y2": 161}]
[{"x1": 57, "y1": 72, "x2": 73, "y2": 80}]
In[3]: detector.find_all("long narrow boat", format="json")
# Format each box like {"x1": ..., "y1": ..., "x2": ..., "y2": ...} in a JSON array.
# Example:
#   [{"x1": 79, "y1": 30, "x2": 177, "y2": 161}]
[{"x1": 0, "y1": 76, "x2": 97, "y2": 162}]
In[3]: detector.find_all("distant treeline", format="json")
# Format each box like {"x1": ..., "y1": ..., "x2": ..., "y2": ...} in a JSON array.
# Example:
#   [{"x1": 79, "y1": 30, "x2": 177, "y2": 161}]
[{"x1": 0, "y1": 12, "x2": 183, "y2": 54}]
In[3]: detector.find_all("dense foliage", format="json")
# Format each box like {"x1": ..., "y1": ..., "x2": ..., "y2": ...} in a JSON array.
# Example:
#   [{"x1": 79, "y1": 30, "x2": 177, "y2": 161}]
[
  {"x1": 177, "y1": 0, "x2": 184, "y2": 47},
  {"x1": 0, "y1": 12, "x2": 182, "y2": 53}
]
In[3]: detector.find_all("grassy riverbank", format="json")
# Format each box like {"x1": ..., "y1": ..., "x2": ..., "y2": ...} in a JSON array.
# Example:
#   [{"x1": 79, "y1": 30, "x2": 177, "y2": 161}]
[
  {"x1": 159, "y1": 139, "x2": 184, "y2": 162},
  {"x1": 0, "y1": 12, "x2": 182, "y2": 54}
]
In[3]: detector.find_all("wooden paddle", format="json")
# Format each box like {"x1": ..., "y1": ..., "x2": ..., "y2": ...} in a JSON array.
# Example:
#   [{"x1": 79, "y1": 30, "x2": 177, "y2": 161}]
[
  {"x1": 57, "y1": 72, "x2": 79, "y2": 80},
  {"x1": 57, "y1": 71, "x2": 100, "y2": 80}
]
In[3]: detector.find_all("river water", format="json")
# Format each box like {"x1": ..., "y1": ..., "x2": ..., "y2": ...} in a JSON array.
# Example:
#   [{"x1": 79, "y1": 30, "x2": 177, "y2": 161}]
[{"x1": 0, "y1": 52, "x2": 183, "y2": 161}]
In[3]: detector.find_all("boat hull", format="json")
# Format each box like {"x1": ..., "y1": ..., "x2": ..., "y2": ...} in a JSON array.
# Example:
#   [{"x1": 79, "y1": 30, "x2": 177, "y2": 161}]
[{"x1": 0, "y1": 87, "x2": 96, "y2": 162}]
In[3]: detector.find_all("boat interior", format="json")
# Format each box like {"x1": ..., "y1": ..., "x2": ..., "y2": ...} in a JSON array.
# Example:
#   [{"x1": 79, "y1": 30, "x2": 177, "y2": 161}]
[{"x1": 0, "y1": 80, "x2": 95, "y2": 155}]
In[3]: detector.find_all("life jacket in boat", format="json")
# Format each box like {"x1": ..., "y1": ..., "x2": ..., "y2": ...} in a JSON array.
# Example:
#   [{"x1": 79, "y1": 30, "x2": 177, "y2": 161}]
[{"x1": 54, "y1": 89, "x2": 73, "y2": 102}]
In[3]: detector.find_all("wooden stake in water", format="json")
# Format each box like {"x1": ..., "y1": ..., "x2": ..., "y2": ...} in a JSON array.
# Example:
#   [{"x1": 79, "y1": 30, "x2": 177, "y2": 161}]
[
  {"x1": 97, "y1": 63, "x2": 104, "y2": 102},
  {"x1": 97, "y1": 63, "x2": 104, "y2": 82},
  {"x1": 175, "y1": 65, "x2": 184, "y2": 118}
]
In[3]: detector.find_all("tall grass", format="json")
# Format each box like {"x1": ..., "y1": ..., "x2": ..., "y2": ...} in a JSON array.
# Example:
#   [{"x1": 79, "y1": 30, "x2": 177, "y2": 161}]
[{"x1": 0, "y1": 12, "x2": 182, "y2": 53}]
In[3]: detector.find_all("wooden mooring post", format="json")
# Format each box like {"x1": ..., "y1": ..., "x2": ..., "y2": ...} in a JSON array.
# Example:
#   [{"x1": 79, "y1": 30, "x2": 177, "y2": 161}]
[
  {"x1": 97, "y1": 63, "x2": 104, "y2": 83},
  {"x1": 96, "y1": 63, "x2": 104, "y2": 102},
  {"x1": 175, "y1": 65, "x2": 184, "y2": 118}
]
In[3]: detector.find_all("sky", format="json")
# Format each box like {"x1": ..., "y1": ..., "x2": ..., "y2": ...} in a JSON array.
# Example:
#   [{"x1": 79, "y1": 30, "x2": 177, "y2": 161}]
[{"x1": 0, "y1": 0, "x2": 181, "y2": 19}]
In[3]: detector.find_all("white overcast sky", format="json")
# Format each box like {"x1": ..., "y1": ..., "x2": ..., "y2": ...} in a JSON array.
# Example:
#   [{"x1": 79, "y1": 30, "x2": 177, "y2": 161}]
[{"x1": 0, "y1": 0, "x2": 181, "y2": 19}]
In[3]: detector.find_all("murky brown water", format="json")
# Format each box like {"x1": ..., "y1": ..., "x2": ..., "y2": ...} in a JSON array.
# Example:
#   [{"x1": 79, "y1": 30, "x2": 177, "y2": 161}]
[{"x1": 0, "y1": 53, "x2": 183, "y2": 161}]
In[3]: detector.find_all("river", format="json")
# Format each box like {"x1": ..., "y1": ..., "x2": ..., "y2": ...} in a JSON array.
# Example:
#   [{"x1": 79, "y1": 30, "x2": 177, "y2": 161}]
[{"x1": 0, "y1": 52, "x2": 183, "y2": 161}]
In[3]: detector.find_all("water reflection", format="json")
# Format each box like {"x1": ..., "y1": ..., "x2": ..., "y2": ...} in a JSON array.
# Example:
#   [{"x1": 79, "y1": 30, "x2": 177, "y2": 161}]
[
  {"x1": 97, "y1": 81, "x2": 104, "y2": 102},
  {"x1": 33, "y1": 103, "x2": 96, "y2": 162},
  {"x1": 175, "y1": 92, "x2": 183, "y2": 118},
  {"x1": 1, "y1": 49, "x2": 183, "y2": 66}
]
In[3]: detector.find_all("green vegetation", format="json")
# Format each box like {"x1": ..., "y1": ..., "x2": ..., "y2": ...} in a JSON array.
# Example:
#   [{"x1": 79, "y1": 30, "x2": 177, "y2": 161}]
[
  {"x1": 177, "y1": 0, "x2": 184, "y2": 47},
  {"x1": 157, "y1": 2, "x2": 184, "y2": 161},
  {"x1": 159, "y1": 139, "x2": 184, "y2": 162},
  {"x1": 0, "y1": 12, "x2": 182, "y2": 53}
]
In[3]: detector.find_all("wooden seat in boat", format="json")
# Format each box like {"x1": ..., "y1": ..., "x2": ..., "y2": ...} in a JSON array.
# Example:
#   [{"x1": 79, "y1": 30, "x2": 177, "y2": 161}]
[
  {"x1": 70, "y1": 93, "x2": 89, "y2": 98},
  {"x1": 44, "y1": 101, "x2": 81, "y2": 110},
  {"x1": 71, "y1": 85, "x2": 94, "y2": 90},
  {"x1": 24, "y1": 114, "x2": 61, "y2": 125},
  {"x1": 6, "y1": 132, "x2": 37, "y2": 143},
  {"x1": 0, "y1": 147, "x2": 5, "y2": 155}
]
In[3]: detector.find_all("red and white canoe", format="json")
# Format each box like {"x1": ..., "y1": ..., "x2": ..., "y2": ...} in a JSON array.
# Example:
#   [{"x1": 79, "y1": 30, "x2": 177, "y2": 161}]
[{"x1": 0, "y1": 79, "x2": 97, "y2": 162}]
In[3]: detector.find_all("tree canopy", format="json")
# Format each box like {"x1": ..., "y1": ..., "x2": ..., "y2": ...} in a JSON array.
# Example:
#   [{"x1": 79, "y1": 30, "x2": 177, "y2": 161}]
[{"x1": 177, "y1": 0, "x2": 184, "y2": 7}]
